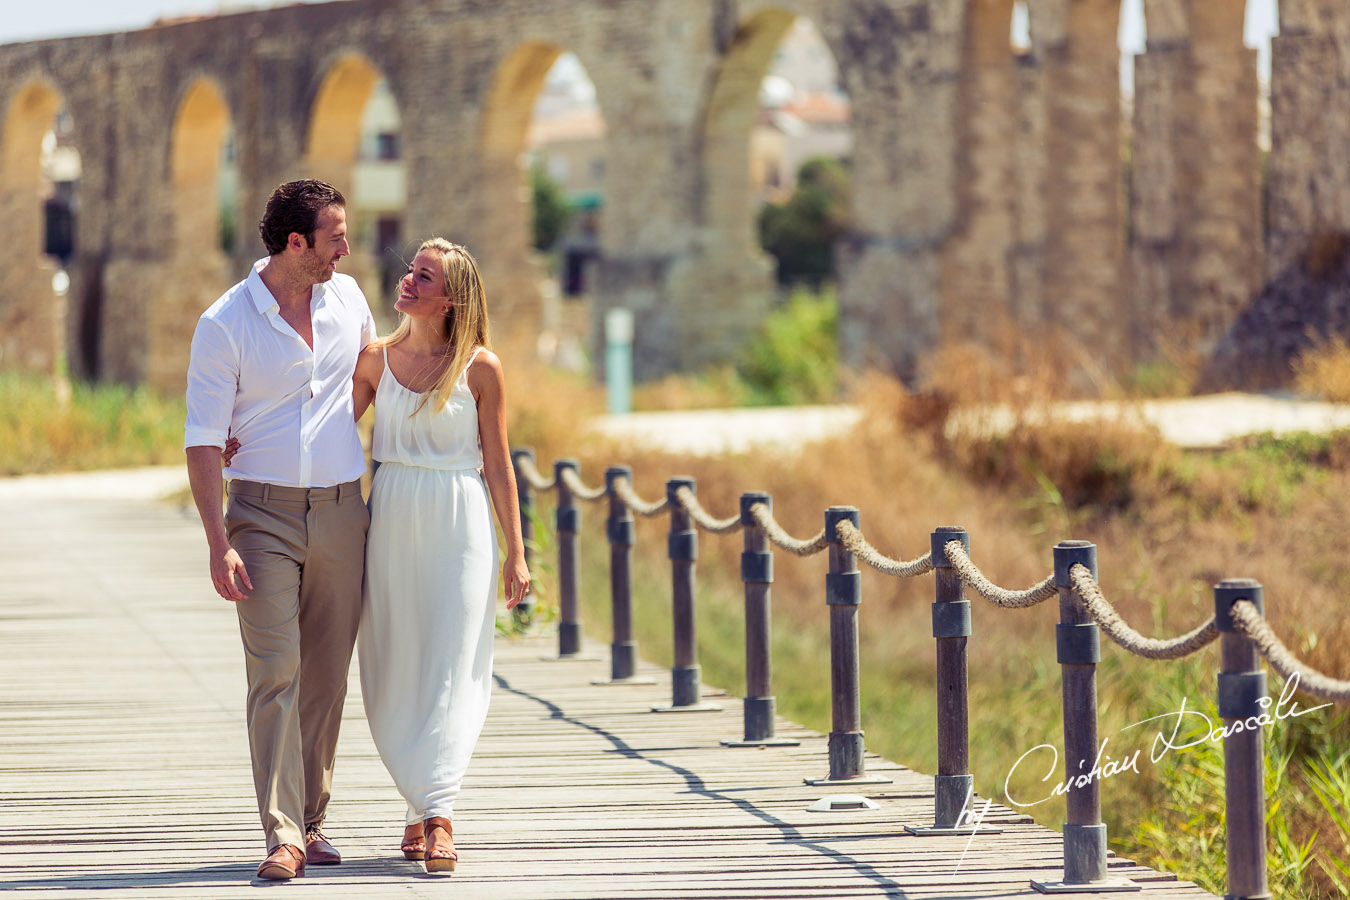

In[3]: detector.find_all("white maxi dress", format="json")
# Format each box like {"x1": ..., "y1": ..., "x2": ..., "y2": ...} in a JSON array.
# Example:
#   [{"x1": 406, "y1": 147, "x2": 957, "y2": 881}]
[{"x1": 359, "y1": 347, "x2": 497, "y2": 824}]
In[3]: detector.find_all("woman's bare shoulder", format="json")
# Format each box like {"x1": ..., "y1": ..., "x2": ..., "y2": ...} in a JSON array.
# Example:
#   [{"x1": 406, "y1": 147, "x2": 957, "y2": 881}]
[
  {"x1": 355, "y1": 341, "x2": 386, "y2": 382},
  {"x1": 466, "y1": 347, "x2": 504, "y2": 393}
]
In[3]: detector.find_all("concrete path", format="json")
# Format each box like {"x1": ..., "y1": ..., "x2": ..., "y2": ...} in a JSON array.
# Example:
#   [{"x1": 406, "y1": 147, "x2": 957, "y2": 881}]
[{"x1": 591, "y1": 392, "x2": 1350, "y2": 454}]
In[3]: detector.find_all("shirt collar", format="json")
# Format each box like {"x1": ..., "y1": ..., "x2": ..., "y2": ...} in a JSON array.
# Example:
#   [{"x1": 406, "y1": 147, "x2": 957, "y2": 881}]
[
  {"x1": 246, "y1": 257, "x2": 327, "y2": 314},
  {"x1": 246, "y1": 258, "x2": 280, "y2": 315}
]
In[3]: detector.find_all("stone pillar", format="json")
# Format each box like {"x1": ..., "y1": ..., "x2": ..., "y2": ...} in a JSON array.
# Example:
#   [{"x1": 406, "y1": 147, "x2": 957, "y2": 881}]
[
  {"x1": 663, "y1": 7, "x2": 783, "y2": 376},
  {"x1": 1267, "y1": 2, "x2": 1350, "y2": 275},
  {"x1": 590, "y1": 33, "x2": 715, "y2": 380},
  {"x1": 828, "y1": 2, "x2": 962, "y2": 383},
  {"x1": 1010, "y1": 53, "x2": 1049, "y2": 329},
  {"x1": 942, "y1": 0, "x2": 1018, "y2": 344},
  {"x1": 1177, "y1": 23, "x2": 1260, "y2": 347},
  {"x1": 1128, "y1": 43, "x2": 1185, "y2": 356},
  {"x1": 1041, "y1": 0, "x2": 1126, "y2": 365}
]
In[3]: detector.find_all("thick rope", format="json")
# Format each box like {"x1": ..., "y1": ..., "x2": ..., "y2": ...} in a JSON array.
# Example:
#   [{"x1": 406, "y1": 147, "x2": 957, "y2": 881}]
[
  {"x1": 834, "y1": 520, "x2": 933, "y2": 577},
  {"x1": 515, "y1": 455, "x2": 556, "y2": 491},
  {"x1": 1232, "y1": 601, "x2": 1350, "y2": 704},
  {"x1": 942, "y1": 542, "x2": 1057, "y2": 608},
  {"x1": 748, "y1": 503, "x2": 828, "y2": 556},
  {"x1": 611, "y1": 476, "x2": 669, "y2": 517},
  {"x1": 558, "y1": 467, "x2": 607, "y2": 502},
  {"x1": 1068, "y1": 564, "x2": 1219, "y2": 659},
  {"x1": 674, "y1": 486, "x2": 741, "y2": 534}
]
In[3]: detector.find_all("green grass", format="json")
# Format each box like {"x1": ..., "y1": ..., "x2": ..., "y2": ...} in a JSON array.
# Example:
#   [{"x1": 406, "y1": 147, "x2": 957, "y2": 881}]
[{"x1": 0, "y1": 372, "x2": 186, "y2": 475}]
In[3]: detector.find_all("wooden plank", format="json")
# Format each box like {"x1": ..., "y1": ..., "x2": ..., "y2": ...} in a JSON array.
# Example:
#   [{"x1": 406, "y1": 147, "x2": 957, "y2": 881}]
[{"x1": 0, "y1": 482, "x2": 1218, "y2": 899}]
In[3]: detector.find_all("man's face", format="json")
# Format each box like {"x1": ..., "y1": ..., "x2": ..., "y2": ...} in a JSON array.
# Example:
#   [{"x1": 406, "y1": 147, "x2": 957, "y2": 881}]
[{"x1": 300, "y1": 204, "x2": 349, "y2": 283}]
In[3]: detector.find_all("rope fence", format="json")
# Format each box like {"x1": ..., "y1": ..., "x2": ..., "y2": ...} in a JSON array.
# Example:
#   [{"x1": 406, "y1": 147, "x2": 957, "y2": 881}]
[{"x1": 510, "y1": 448, "x2": 1349, "y2": 897}]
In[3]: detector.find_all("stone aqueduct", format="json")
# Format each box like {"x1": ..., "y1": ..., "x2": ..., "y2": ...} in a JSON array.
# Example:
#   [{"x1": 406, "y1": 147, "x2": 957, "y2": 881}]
[{"x1": 0, "y1": 0, "x2": 1347, "y2": 391}]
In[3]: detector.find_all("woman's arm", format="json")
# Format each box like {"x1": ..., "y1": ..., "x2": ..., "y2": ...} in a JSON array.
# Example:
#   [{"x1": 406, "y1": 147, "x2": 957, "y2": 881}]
[
  {"x1": 469, "y1": 349, "x2": 530, "y2": 609},
  {"x1": 353, "y1": 343, "x2": 383, "y2": 421}
]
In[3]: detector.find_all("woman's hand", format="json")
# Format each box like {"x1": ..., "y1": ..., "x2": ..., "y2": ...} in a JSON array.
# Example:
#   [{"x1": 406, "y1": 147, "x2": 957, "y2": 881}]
[
  {"x1": 221, "y1": 435, "x2": 241, "y2": 467},
  {"x1": 501, "y1": 550, "x2": 530, "y2": 610}
]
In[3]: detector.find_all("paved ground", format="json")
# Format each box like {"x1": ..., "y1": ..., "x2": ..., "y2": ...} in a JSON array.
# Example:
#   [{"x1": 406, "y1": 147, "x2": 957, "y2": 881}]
[{"x1": 590, "y1": 392, "x2": 1350, "y2": 454}]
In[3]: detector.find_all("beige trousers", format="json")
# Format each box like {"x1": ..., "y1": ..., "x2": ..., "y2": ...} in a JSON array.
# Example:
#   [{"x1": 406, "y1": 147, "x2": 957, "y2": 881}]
[{"x1": 226, "y1": 479, "x2": 368, "y2": 852}]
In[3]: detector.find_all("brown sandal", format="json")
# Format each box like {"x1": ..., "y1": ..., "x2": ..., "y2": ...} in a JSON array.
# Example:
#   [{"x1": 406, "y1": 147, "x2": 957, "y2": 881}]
[
  {"x1": 400, "y1": 823, "x2": 425, "y2": 860},
  {"x1": 423, "y1": 817, "x2": 457, "y2": 873}
]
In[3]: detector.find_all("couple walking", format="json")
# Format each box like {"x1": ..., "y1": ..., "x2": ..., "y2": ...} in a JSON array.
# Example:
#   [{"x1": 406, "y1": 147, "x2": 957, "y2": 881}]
[{"x1": 183, "y1": 179, "x2": 529, "y2": 880}]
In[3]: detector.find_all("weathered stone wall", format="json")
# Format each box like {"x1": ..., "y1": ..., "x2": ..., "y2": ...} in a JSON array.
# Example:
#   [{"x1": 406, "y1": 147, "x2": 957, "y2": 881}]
[{"x1": 0, "y1": 0, "x2": 1345, "y2": 391}]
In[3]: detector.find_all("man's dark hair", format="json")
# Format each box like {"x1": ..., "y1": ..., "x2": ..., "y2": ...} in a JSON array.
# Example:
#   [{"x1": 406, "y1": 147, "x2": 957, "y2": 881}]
[{"x1": 258, "y1": 180, "x2": 346, "y2": 255}]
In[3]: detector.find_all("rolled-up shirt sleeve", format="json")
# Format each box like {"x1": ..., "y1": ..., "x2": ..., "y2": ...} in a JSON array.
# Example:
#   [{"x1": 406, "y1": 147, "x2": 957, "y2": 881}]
[
  {"x1": 184, "y1": 318, "x2": 238, "y2": 450},
  {"x1": 360, "y1": 294, "x2": 377, "y2": 348}
]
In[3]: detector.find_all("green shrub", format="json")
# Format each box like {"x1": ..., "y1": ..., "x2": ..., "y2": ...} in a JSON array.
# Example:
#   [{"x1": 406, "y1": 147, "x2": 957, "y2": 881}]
[{"x1": 736, "y1": 285, "x2": 838, "y2": 406}]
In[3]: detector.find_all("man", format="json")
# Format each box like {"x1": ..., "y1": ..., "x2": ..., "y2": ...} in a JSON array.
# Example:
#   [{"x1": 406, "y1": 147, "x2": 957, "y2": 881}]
[{"x1": 184, "y1": 180, "x2": 376, "y2": 880}]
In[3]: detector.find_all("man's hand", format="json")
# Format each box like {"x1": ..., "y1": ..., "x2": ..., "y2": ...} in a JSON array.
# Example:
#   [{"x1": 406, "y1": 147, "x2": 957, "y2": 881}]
[
  {"x1": 221, "y1": 435, "x2": 240, "y2": 466},
  {"x1": 210, "y1": 542, "x2": 252, "y2": 602}
]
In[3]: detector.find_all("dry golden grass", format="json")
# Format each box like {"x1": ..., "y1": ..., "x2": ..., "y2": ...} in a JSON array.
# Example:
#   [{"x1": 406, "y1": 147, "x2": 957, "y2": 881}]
[
  {"x1": 1293, "y1": 335, "x2": 1350, "y2": 402},
  {"x1": 507, "y1": 353, "x2": 1350, "y2": 897}
]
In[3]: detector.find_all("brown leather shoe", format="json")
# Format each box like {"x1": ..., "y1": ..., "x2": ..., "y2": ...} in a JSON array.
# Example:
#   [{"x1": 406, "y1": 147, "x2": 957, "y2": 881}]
[
  {"x1": 304, "y1": 824, "x2": 342, "y2": 865},
  {"x1": 257, "y1": 844, "x2": 305, "y2": 880}
]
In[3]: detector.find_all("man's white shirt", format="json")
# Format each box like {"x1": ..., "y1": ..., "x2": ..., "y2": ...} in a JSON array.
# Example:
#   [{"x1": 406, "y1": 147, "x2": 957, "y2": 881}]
[{"x1": 184, "y1": 258, "x2": 377, "y2": 488}]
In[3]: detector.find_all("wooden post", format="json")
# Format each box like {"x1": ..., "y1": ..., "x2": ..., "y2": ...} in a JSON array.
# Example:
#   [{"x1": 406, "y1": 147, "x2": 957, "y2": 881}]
[
  {"x1": 553, "y1": 458, "x2": 581, "y2": 658},
  {"x1": 723, "y1": 493, "x2": 798, "y2": 746},
  {"x1": 1215, "y1": 579, "x2": 1269, "y2": 900},
  {"x1": 510, "y1": 447, "x2": 535, "y2": 623},
  {"x1": 806, "y1": 507, "x2": 890, "y2": 785},
  {"x1": 652, "y1": 478, "x2": 720, "y2": 712},
  {"x1": 906, "y1": 527, "x2": 998, "y2": 835},
  {"x1": 593, "y1": 466, "x2": 654, "y2": 686},
  {"x1": 1032, "y1": 541, "x2": 1138, "y2": 893}
]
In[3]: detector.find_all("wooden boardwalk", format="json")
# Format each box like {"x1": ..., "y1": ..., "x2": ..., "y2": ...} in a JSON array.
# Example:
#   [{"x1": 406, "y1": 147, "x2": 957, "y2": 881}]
[{"x1": 0, "y1": 471, "x2": 1218, "y2": 898}]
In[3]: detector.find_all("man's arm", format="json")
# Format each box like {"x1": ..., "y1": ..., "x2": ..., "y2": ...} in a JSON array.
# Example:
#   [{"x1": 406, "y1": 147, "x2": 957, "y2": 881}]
[
  {"x1": 186, "y1": 446, "x2": 252, "y2": 602},
  {"x1": 184, "y1": 316, "x2": 250, "y2": 602}
]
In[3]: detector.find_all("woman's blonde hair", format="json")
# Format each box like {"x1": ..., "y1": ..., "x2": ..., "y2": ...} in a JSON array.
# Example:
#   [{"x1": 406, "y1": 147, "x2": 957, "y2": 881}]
[{"x1": 382, "y1": 238, "x2": 491, "y2": 415}]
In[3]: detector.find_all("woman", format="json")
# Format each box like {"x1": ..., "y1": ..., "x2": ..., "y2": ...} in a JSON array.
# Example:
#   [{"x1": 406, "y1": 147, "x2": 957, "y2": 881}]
[
  {"x1": 227, "y1": 238, "x2": 529, "y2": 873},
  {"x1": 357, "y1": 239, "x2": 529, "y2": 872}
]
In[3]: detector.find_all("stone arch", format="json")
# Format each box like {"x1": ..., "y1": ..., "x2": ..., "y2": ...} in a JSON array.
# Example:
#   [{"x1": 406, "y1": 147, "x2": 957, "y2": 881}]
[
  {"x1": 678, "y1": 7, "x2": 855, "y2": 369},
  {"x1": 303, "y1": 51, "x2": 396, "y2": 317},
  {"x1": 144, "y1": 76, "x2": 235, "y2": 392},
  {"x1": 698, "y1": 7, "x2": 796, "y2": 253},
  {"x1": 304, "y1": 51, "x2": 382, "y2": 186},
  {"x1": 0, "y1": 77, "x2": 69, "y2": 373},
  {"x1": 478, "y1": 40, "x2": 599, "y2": 340},
  {"x1": 170, "y1": 77, "x2": 231, "y2": 255}
]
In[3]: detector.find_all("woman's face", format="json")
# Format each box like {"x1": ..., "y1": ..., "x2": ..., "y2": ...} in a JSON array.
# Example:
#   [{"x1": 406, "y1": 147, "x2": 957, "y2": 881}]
[{"x1": 394, "y1": 250, "x2": 448, "y2": 318}]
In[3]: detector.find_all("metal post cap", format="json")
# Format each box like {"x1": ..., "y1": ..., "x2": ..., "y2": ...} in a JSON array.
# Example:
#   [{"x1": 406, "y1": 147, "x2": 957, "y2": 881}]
[
  {"x1": 930, "y1": 526, "x2": 969, "y2": 568},
  {"x1": 824, "y1": 506, "x2": 860, "y2": 539},
  {"x1": 740, "y1": 491, "x2": 770, "y2": 525},
  {"x1": 1214, "y1": 578, "x2": 1264, "y2": 631},
  {"x1": 604, "y1": 465, "x2": 632, "y2": 490},
  {"x1": 667, "y1": 476, "x2": 695, "y2": 505},
  {"x1": 1054, "y1": 540, "x2": 1097, "y2": 586}
]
